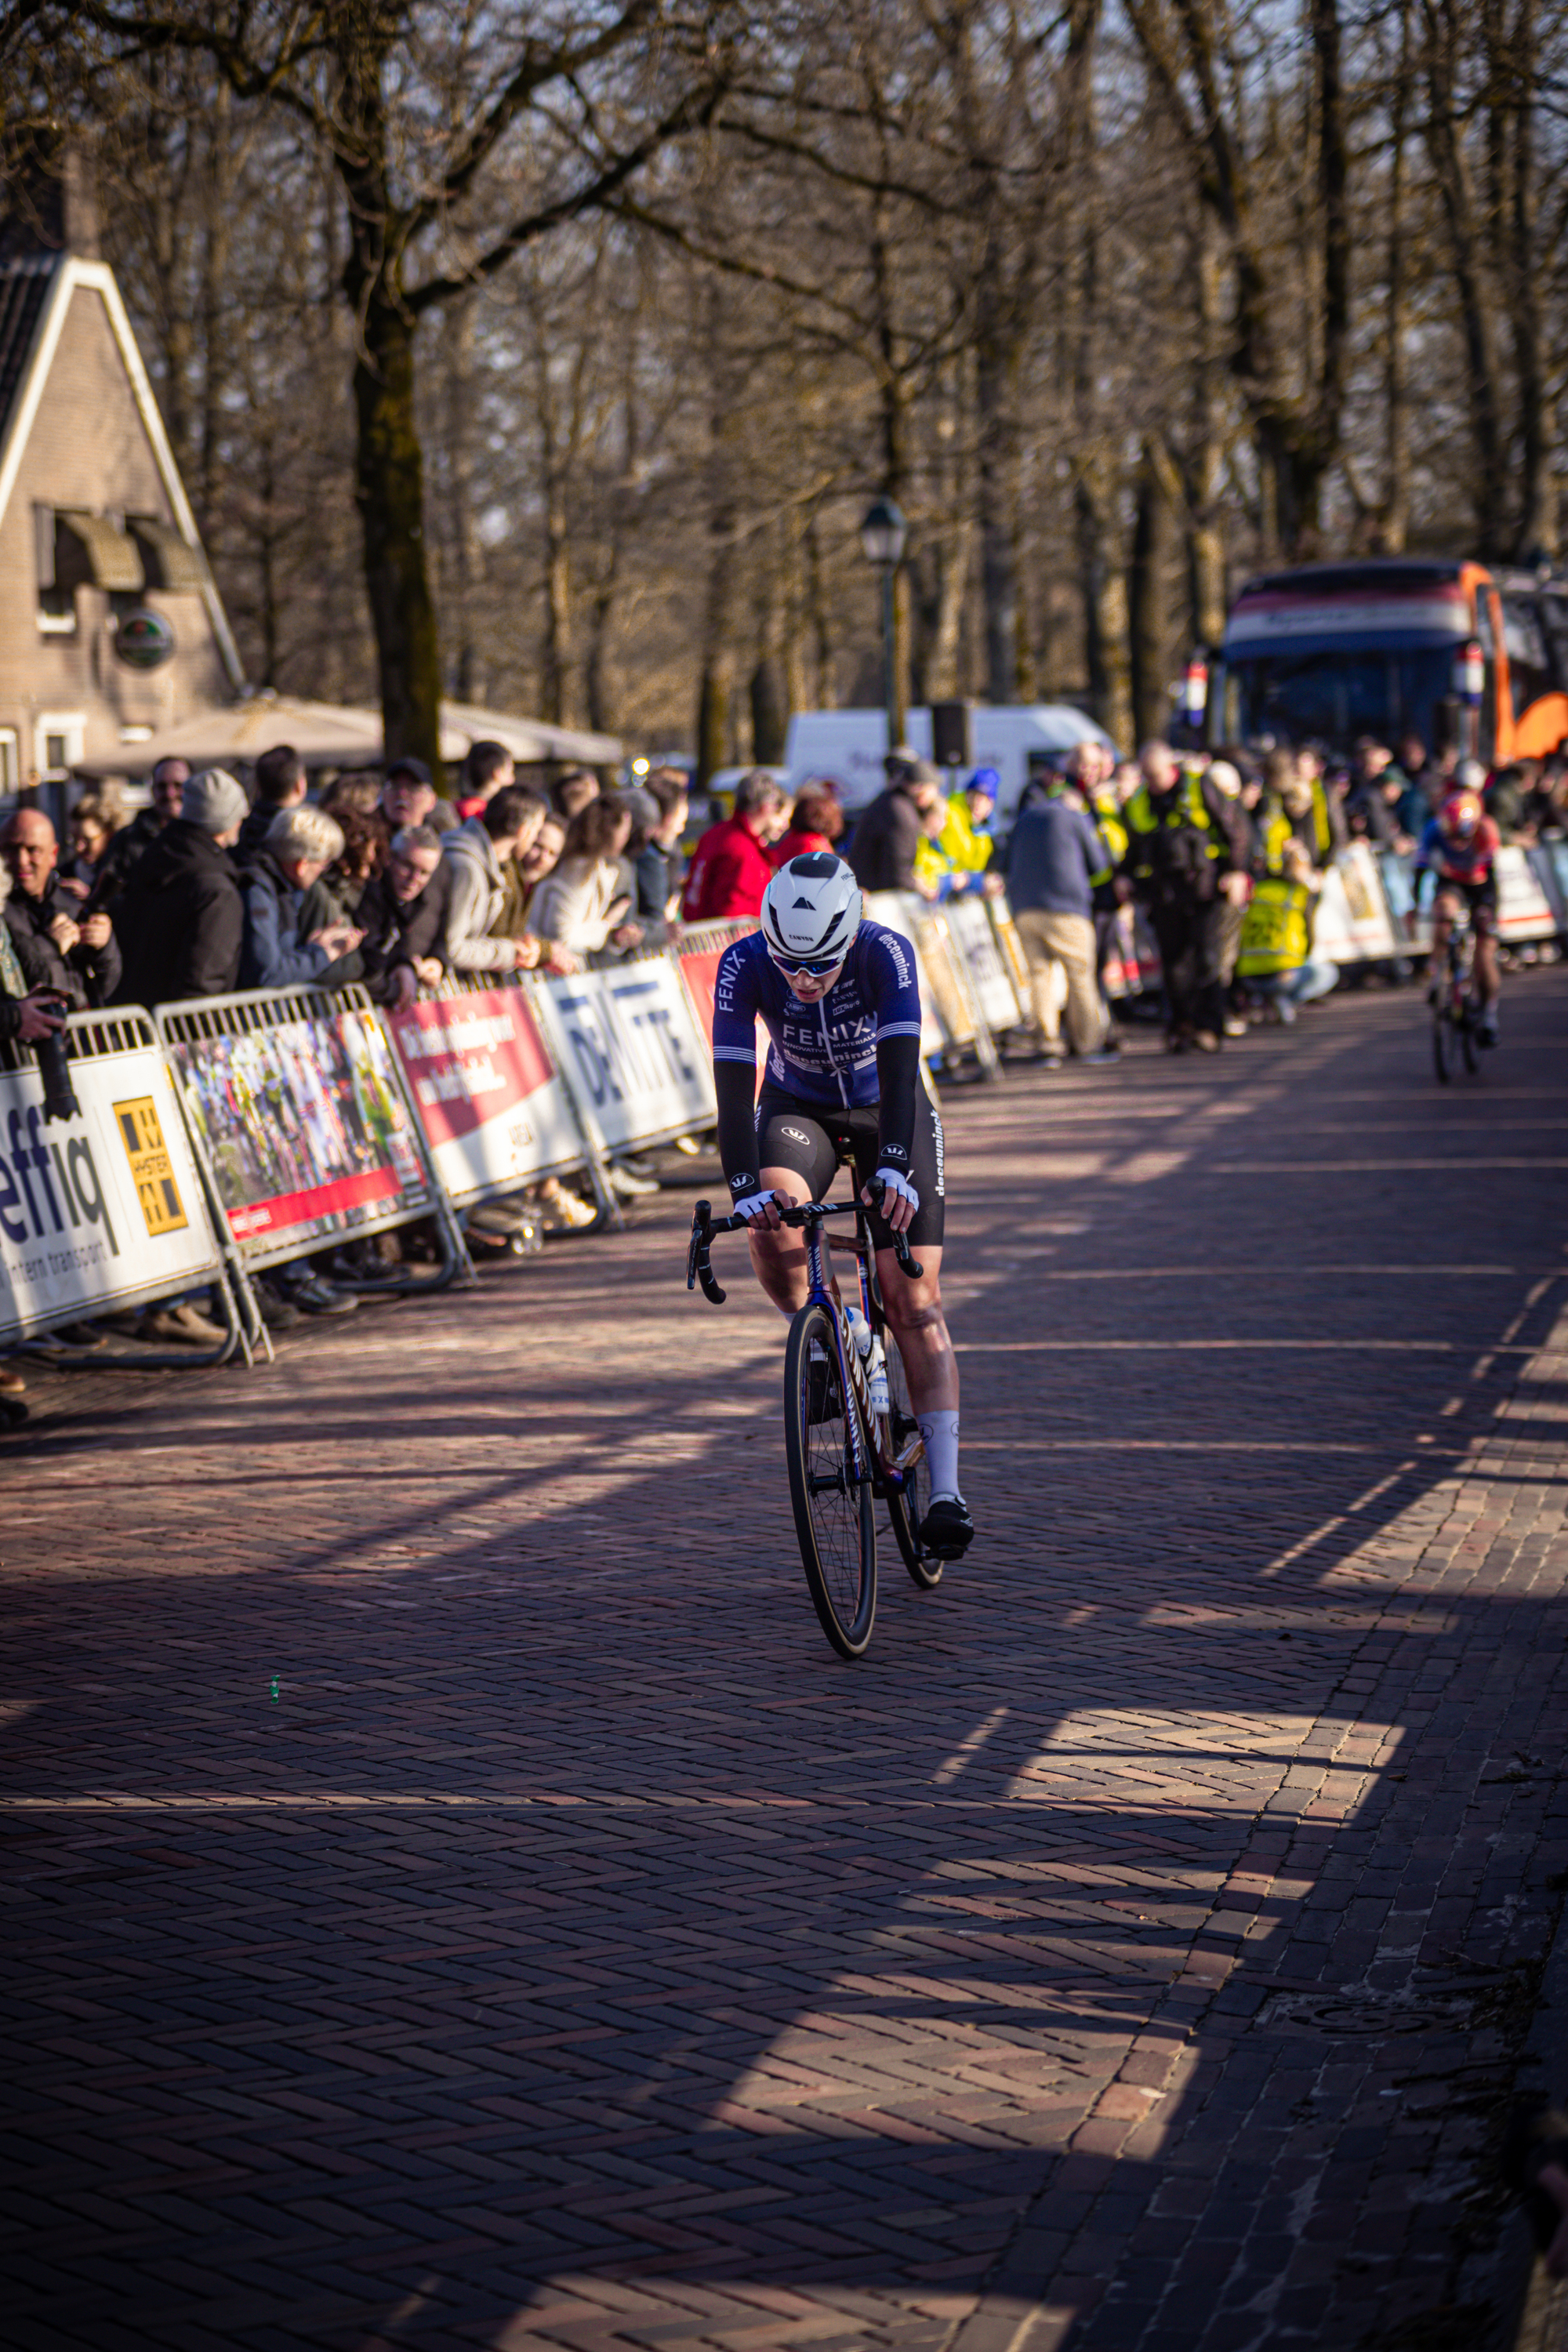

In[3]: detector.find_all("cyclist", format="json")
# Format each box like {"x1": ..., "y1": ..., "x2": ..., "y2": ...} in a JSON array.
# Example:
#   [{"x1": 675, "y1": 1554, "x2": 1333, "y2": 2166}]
[
  {"x1": 1410, "y1": 780, "x2": 1501, "y2": 1044},
  {"x1": 711, "y1": 852, "x2": 973, "y2": 1560}
]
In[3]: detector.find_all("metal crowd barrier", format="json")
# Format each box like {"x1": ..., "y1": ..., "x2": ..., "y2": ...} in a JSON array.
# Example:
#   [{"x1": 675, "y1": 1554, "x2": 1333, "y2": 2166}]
[{"x1": 152, "y1": 982, "x2": 470, "y2": 1298}]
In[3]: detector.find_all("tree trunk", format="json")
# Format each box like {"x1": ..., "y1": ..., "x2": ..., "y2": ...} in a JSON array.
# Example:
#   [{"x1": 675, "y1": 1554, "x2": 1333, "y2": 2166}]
[
  {"x1": 540, "y1": 493, "x2": 572, "y2": 727},
  {"x1": 1376, "y1": 4, "x2": 1412, "y2": 553},
  {"x1": 1185, "y1": 219, "x2": 1229, "y2": 643},
  {"x1": 350, "y1": 290, "x2": 445, "y2": 771},
  {"x1": 1129, "y1": 444, "x2": 1177, "y2": 743},
  {"x1": 976, "y1": 333, "x2": 1018, "y2": 705},
  {"x1": 1075, "y1": 474, "x2": 1131, "y2": 750},
  {"x1": 1422, "y1": 0, "x2": 1510, "y2": 556},
  {"x1": 338, "y1": 41, "x2": 444, "y2": 775}
]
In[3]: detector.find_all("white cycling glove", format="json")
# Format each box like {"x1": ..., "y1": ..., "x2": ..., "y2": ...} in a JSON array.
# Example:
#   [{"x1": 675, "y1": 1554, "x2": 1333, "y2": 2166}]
[
  {"x1": 873, "y1": 1167, "x2": 920, "y2": 1216},
  {"x1": 731, "y1": 1189, "x2": 778, "y2": 1225}
]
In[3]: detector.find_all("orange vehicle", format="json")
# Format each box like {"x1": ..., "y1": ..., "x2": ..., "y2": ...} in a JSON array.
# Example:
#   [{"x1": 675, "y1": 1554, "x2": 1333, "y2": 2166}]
[{"x1": 1209, "y1": 557, "x2": 1568, "y2": 761}]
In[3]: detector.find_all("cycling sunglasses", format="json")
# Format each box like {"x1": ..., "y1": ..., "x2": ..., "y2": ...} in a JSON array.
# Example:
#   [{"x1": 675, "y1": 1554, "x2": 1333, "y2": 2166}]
[{"x1": 767, "y1": 947, "x2": 847, "y2": 980}]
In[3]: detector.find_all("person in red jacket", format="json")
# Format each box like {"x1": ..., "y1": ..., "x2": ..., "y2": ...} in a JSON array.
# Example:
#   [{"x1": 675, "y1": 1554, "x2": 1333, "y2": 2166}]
[
  {"x1": 681, "y1": 771, "x2": 788, "y2": 921},
  {"x1": 774, "y1": 782, "x2": 846, "y2": 865}
]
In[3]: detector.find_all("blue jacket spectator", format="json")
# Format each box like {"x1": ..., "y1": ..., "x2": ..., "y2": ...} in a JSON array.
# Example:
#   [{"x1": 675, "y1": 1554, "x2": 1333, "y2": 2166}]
[
  {"x1": 1004, "y1": 791, "x2": 1107, "y2": 920},
  {"x1": 239, "y1": 805, "x2": 360, "y2": 990}
]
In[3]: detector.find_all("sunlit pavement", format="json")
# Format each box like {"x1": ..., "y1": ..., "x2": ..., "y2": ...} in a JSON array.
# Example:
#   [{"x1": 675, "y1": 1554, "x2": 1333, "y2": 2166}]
[{"x1": 4, "y1": 971, "x2": 1568, "y2": 2351}]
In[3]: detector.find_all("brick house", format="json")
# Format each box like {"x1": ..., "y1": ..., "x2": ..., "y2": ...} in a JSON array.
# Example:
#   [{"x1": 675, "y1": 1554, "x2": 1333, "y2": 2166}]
[{"x1": 0, "y1": 156, "x2": 241, "y2": 805}]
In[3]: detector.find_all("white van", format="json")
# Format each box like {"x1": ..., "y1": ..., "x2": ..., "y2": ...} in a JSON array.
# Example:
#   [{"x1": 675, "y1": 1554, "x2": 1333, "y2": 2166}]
[{"x1": 783, "y1": 705, "x2": 1116, "y2": 822}]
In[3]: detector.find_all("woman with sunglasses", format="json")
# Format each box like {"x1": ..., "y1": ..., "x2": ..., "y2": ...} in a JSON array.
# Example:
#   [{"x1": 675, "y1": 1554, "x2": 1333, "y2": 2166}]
[{"x1": 710, "y1": 854, "x2": 972, "y2": 1561}]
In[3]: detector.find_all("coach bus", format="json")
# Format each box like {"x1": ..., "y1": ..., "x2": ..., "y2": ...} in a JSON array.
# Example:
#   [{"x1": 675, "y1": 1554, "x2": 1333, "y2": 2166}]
[{"x1": 1207, "y1": 557, "x2": 1568, "y2": 762}]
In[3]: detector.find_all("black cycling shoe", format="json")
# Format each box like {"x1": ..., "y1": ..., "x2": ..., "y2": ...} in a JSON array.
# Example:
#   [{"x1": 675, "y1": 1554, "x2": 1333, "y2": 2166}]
[
  {"x1": 806, "y1": 1344, "x2": 843, "y2": 1425},
  {"x1": 920, "y1": 1494, "x2": 975, "y2": 1559}
]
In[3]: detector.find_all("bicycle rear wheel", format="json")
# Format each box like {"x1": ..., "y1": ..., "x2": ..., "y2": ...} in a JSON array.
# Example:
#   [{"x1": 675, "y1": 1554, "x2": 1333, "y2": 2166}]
[
  {"x1": 1432, "y1": 1010, "x2": 1454, "y2": 1083},
  {"x1": 783, "y1": 1302, "x2": 877, "y2": 1658},
  {"x1": 880, "y1": 1326, "x2": 940, "y2": 1590},
  {"x1": 1460, "y1": 1011, "x2": 1480, "y2": 1074}
]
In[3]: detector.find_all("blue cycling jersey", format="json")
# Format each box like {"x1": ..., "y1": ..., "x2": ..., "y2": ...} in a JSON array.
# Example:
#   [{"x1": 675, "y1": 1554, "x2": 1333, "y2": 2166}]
[{"x1": 712, "y1": 921, "x2": 924, "y2": 1109}]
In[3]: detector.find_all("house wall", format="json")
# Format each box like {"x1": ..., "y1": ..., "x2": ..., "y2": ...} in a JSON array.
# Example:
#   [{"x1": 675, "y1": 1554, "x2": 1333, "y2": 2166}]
[{"x1": 0, "y1": 272, "x2": 235, "y2": 789}]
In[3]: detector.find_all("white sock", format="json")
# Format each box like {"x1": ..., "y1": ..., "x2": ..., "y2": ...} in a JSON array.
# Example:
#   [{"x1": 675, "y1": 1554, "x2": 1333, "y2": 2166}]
[{"x1": 918, "y1": 1411, "x2": 962, "y2": 1502}]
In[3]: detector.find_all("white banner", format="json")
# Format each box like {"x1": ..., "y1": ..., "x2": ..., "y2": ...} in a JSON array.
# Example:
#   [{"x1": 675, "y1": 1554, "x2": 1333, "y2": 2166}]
[
  {"x1": 862, "y1": 893, "x2": 951, "y2": 1056},
  {"x1": 534, "y1": 956, "x2": 716, "y2": 1152},
  {"x1": 386, "y1": 982, "x2": 586, "y2": 1204},
  {"x1": 0, "y1": 1040, "x2": 222, "y2": 1343},
  {"x1": 1495, "y1": 844, "x2": 1559, "y2": 943},
  {"x1": 1312, "y1": 843, "x2": 1399, "y2": 964},
  {"x1": 945, "y1": 895, "x2": 1025, "y2": 1031}
]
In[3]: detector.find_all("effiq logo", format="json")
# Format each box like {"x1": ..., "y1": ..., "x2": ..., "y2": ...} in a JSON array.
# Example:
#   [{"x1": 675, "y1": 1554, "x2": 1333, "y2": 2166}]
[{"x1": 0, "y1": 1105, "x2": 118, "y2": 1255}]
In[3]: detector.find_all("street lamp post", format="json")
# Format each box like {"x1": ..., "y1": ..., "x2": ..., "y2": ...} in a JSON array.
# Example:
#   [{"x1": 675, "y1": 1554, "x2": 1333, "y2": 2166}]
[{"x1": 860, "y1": 495, "x2": 908, "y2": 753}]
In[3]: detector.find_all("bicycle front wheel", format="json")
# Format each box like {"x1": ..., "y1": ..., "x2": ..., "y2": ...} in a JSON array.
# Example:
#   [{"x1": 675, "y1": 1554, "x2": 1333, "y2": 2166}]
[
  {"x1": 881, "y1": 1326, "x2": 940, "y2": 1590},
  {"x1": 783, "y1": 1302, "x2": 877, "y2": 1659}
]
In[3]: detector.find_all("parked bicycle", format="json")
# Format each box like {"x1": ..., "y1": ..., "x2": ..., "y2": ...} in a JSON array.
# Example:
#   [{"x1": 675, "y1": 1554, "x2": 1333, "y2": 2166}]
[
  {"x1": 1430, "y1": 900, "x2": 1483, "y2": 1083},
  {"x1": 687, "y1": 1184, "x2": 938, "y2": 1660}
]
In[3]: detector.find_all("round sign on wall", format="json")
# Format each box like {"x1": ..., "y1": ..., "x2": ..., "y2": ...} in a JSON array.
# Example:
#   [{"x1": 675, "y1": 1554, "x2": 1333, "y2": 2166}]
[{"x1": 114, "y1": 608, "x2": 176, "y2": 671}]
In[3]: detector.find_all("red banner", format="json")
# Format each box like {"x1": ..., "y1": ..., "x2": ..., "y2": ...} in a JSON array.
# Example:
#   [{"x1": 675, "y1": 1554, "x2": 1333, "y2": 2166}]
[
  {"x1": 228, "y1": 1165, "x2": 403, "y2": 1240},
  {"x1": 390, "y1": 992, "x2": 557, "y2": 1145}
]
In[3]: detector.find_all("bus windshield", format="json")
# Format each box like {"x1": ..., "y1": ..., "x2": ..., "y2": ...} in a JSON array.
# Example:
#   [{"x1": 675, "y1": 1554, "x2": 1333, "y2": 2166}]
[{"x1": 1226, "y1": 645, "x2": 1454, "y2": 747}]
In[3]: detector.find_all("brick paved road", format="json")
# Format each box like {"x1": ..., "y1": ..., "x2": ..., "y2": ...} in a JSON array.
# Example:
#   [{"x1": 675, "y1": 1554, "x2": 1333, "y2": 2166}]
[{"x1": 5, "y1": 975, "x2": 1568, "y2": 2352}]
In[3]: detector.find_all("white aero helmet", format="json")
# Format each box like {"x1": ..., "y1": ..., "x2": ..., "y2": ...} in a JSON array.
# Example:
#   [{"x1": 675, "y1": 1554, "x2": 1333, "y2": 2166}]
[{"x1": 760, "y1": 852, "x2": 863, "y2": 972}]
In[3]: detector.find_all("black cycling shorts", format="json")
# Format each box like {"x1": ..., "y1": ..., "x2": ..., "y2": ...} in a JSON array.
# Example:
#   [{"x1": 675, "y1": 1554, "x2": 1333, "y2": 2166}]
[
  {"x1": 755, "y1": 1085, "x2": 946, "y2": 1252},
  {"x1": 1432, "y1": 873, "x2": 1498, "y2": 934}
]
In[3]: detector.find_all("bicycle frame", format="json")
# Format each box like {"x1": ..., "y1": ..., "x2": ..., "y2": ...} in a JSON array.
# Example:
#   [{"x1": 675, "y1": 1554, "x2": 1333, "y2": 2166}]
[{"x1": 688, "y1": 1195, "x2": 924, "y2": 1497}]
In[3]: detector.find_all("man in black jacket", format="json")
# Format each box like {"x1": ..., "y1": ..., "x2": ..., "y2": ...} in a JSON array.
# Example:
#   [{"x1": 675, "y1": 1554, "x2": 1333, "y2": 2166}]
[
  {"x1": 97, "y1": 757, "x2": 189, "y2": 897},
  {"x1": 112, "y1": 768, "x2": 248, "y2": 1007},
  {"x1": 2, "y1": 809, "x2": 122, "y2": 1007},
  {"x1": 847, "y1": 752, "x2": 942, "y2": 895}
]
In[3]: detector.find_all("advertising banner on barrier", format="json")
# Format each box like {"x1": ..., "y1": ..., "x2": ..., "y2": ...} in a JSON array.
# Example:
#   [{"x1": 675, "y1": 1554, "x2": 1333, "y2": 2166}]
[
  {"x1": 534, "y1": 956, "x2": 716, "y2": 1152},
  {"x1": 0, "y1": 1036, "x2": 223, "y2": 1342},
  {"x1": 1312, "y1": 843, "x2": 1399, "y2": 964},
  {"x1": 386, "y1": 985, "x2": 585, "y2": 1203},
  {"x1": 1495, "y1": 844, "x2": 1559, "y2": 943},
  {"x1": 862, "y1": 894, "x2": 954, "y2": 1057},
  {"x1": 946, "y1": 895, "x2": 1024, "y2": 1032},
  {"x1": 171, "y1": 1007, "x2": 430, "y2": 1258}
]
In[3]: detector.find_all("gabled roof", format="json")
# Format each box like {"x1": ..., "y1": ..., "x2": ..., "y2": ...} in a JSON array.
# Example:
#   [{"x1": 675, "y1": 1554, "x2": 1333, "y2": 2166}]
[{"x1": 0, "y1": 249, "x2": 243, "y2": 689}]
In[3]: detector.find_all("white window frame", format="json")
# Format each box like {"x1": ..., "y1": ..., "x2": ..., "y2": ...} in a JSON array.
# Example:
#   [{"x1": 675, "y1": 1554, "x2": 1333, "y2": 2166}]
[
  {"x1": 35, "y1": 712, "x2": 85, "y2": 781},
  {"x1": 0, "y1": 729, "x2": 17, "y2": 792}
]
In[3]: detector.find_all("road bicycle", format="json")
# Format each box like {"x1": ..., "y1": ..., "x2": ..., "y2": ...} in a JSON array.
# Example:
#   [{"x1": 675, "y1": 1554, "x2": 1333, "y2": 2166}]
[
  {"x1": 1428, "y1": 901, "x2": 1482, "y2": 1083},
  {"x1": 687, "y1": 1185, "x2": 939, "y2": 1659}
]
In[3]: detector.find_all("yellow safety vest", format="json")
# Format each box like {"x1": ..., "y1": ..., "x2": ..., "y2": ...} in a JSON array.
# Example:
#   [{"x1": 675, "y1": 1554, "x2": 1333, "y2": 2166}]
[
  {"x1": 1087, "y1": 790, "x2": 1128, "y2": 887},
  {"x1": 1237, "y1": 811, "x2": 1312, "y2": 976},
  {"x1": 938, "y1": 797, "x2": 994, "y2": 878},
  {"x1": 1123, "y1": 777, "x2": 1219, "y2": 879}
]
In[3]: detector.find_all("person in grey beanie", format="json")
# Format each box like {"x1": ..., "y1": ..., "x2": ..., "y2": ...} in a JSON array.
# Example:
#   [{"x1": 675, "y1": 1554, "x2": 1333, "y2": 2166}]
[{"x1": 111, "y1": 768, "x2": 248, "y2": 1007}]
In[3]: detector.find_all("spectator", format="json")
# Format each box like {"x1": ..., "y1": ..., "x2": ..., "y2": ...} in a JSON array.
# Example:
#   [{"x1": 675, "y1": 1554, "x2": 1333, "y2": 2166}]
[
  {"x1": 681, "y1": 771, "x2": 788, "y2": 920},
  {"x1": 937, "y1": 768, "x2": 999, "y2": 894},
  {"x1": 633, "y1": 773, "x2": 690, "y2": 946},
  {"x1": 913, "y1": 793, "x2": 954, "y2": 899},
  {"x1": 2, "y1": 808, "x2": 122, "y2": 1007},
  {"x1": 1396, "y1": 733, "x2": 1441, "y2": 826},
  {"x1": 318, "y1": 771, "x2": 383, "y2": 820},
  {"x1": 1004, "y1": 782, "x2": 1111, "y2": 1062},
  {"x1": 492, "y1": 810, "x2": 568, "y2": 940},
  {"x1": 845, "y1": 752, "x2": 942, "y2": 895},
  {"x1": 1205, "y1": 758, "x2": 1255, "y2": 1036},
  {"x1": 1344, "y1": 739, "x2": 1411, "y2": 851},
  {"x1": 298, "y1": 807, "x2": 385, "y2": 934},
  {"x1": 454, "y1": 739, "x2": 514, "y2": 822},
  {"x1": 1237, "y1": 814, "x2": 1338, "y2": 1023},
  {"x1": 1120, "y1": 739, "x2": 1247, "y2": 1053},
  {"x1": 1488, "y1": 762, "x2": 1531, "y2": 842},
  {"x1": 550, "y1": 768, "x2": 601, "y2": 823},
  {"x1": 775, "y1": 783, "x2": 844, "y2": 863},
  {"x1": 239, "y1": 805, "x2": 362, "y2": 989},
  {"x1": 345, "y1": 824, "x2": 445, "y2": 1007},
  {"x1": 380, "y1": 756, "x2": 455, "y2": 837},
  {"x1": 98, "y1": 756, "x2": 188, "y2": 896},
  {"x1": 532, "y1": 794, "x2": 646, "y2": 959},
  {"x1": 235, "y1": 743, "x2": 307, "y2": 865},
  {"x1": 112, "y1": 768, "x2": 247, "y2": 1006},
  {"x1": 0, "y1": 858, "x2": 66, "y2": 1045},
  {"x1": 59, "y1": 789, "x2": 125, "y2": 902},
  {"x1": 442, "y1": 786, "x2": 555, "y2": 971}
]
